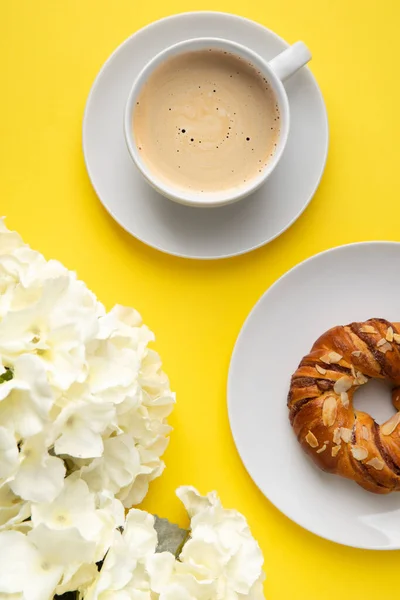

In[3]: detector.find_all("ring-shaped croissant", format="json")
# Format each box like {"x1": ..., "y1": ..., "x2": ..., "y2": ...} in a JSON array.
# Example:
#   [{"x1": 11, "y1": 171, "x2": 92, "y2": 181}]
[{"x1": 288, "y1": 319, "x2": 400, "y2": 494}]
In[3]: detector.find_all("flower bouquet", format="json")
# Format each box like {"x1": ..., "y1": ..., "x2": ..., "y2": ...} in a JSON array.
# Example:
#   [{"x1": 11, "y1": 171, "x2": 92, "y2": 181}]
[{"x1": 0, "y1": 220, "x2": 265, "y2": 599}]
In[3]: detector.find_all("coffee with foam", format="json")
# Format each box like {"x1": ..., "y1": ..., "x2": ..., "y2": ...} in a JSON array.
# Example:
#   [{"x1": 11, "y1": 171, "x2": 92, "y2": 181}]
[{"x1": 133, "y1": 49, "x2": 280, "y2": 194}]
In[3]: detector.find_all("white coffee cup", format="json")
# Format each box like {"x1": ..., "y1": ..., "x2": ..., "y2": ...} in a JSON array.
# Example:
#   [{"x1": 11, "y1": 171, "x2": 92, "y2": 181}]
[{"x1": 124, "y1": 37, "x2": 311, "y2": 208}]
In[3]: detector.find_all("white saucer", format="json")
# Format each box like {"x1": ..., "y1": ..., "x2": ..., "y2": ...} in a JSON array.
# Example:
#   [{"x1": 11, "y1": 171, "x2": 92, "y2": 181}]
[
  {"x1": 83, "y1": 12, "x2": 328, "y2": 260},
  {"x1": 228, "y1": 243, "x2": 400, "y2": 549}
]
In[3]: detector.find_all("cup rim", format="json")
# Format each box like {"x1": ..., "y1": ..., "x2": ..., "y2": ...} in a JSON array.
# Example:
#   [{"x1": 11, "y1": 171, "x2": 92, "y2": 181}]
[{"x1": 124, "y1": 37, "x2": 290, "y2": 207}]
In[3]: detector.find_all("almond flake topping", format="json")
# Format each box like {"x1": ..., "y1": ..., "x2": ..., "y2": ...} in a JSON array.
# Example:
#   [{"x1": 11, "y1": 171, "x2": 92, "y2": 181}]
[
  {"x1": 386, "y1": 327, "x2": 394, "y2": 342},
  {"x1": 305, "y1": 430, "x2": 318, "y2": 448},
  {"x1": 355, "y1": 371, "x2": 368, "y2": 385},
  {"x1": 340, "y1": 392, "x2": 349, "y2": 408},
  {"x1": 362, "y1": 425, "x2": 369, "y2": 440},
  {"x1": 394, "y1": 333, "x2": 400, "y2": 344},
  {"x1": 351, "y1": 445, "x2": 368, "y2": 461},
  {"x1": 333, "y1": 428, "x2": 341, "y2": 445},
  {"x1": 340, "y1": 427, "x2": 353, "y2": 443},
  {"x1": 316, "y1": 444, "x2": 327, "y2": 454},
  {"x1": 366, "y1": 457, "x2": 385, "y2": 471},
  {"x1": 352, "y1": 350, "x2": 362, "y2": 357},
  {"x1": 328, "y1": 352, "x2": 343, "y2": 364},
  {"x1": 360, "y1": 325, "x2": 377, "y2": 334},
  {"x1": 315, "y1": 364, "x2": 327, "y2": 375},
  {"x1": 331, "y1": 445, "x2": 341, "y2": 457},
  {"x1": 381, "y1": 412, "x2": 400, "y2": 436},
  {"x1": 334, "y1": 376, "x2": 352, "y2": 395},
  {"x1": 322, "y1": 396, "x2": 337, "y2": 427},
  {"x1": 377, "y1": 338, "x2": 387, "y2": 347},
  {"x1": 378, "y1": 341, "x2": 392, "y2": 354},
  {"x1": 320, "y1": 354, "x2": 331, "y2": 364}
]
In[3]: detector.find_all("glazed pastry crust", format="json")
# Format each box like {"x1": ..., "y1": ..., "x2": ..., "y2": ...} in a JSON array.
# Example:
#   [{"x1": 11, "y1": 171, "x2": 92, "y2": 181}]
[{"x1": 288, "y1": 319, "x2": 400, "y2": 494}]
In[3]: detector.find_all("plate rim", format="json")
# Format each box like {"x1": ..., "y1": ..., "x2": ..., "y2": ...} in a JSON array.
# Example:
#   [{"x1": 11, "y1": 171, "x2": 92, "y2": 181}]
[
  {"x1": 82, "y1": 11, "x2": 329, "y2": 260},
  {"x1": 228, "y1": 240, "x2": 400, "y2": 550}
]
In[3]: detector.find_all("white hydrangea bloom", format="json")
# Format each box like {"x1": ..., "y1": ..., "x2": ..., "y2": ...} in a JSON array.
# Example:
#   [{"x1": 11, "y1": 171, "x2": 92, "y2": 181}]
[
  {"x1": 0, "y1": 354, "x2": 53, "y2": 440},
  {"x1": 51, "y1": 394, "x2": 116, "y2": 459},
  {"x1": 81, "y1": 489, "x2": 265, "y2": 600},
  {"x1": 9, "y1": 433, "x2": 66, "y2": 503},
  {"x1": 0, "y1": 274, "x2": 102, "y2": 391},
  {"x1": 83, "y1": 509, "x2": 158, "y2": 600},
  {"x1": 0, "y1": 219, "x2": 266, "y2": 600},
  {"x1": 80, "y1": 434, "x2": 142, "y2": 499},
  {"x1": 0, "y1": 479, "x2": 125, "y2": 598},
  {"x1": 174, "y1": 486, "x2": 265, "y2": 599},
  {"x1": 0, "y1": 218, "x2": 174, "y2": 511},
  {"x1": 30, "y1": 477, "x2": 124, "y2": 564},
  {"x1": 0, "y1": 530, "x2": 63, "y2": 600}
]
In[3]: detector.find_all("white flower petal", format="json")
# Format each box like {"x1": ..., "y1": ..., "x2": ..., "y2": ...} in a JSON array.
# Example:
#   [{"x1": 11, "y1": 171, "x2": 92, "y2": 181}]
[
  {"x1": 176, "y1": 486, "x2": 218, "y2": 518},
  {"x1": 28, "y1": 523, "x2": 96, "y2": 566},
  {"x1": 146, "y1": 552, "x2": 175, "y2": 593},
  {"x1": 158, "y1": 584, "x2": 194, "y2": 600},
  {"x1": 0, "y1": 426, "x2": 18, "y2": 478},
  {"x1": 0, "y1": 483, "x2": 30, "y2": 530},
  {"x1": 118, "y1": 473, "x2": 150, "y2": 507},
  {"x1": 53, "y1": 400, "x2": 115, "y2": 459},
  {"x1": 10, "y1": 435, "x2": 65, "y2": 502},
  {"x1": 55, "y1": 562, "x2": 98, "y2": 596},
  {"x1": 31, "y1": 477, "x2": 124, "y2": 564},
  {"x1": 32, "y1": 478, "x2": 95, "y2": 532},
  {"x1": 0, "y1": 530, "x2": 63, "y2": 600},
  {"x1": 175, "y1": 487, "x2": 265, "y2": 597},
  {"x1": 123, "y1": 509, "x2": 157, "y2": 558},
  {"x1": 0, "y1": 355, "x2": 53, "y2": 438},
  {"x1": 81, "y1": 435, "x2": 140, "y2": 497}
]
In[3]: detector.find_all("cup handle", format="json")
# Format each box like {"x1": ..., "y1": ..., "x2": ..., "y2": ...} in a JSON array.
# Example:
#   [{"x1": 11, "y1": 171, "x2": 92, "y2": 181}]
[{"x1": 268, "y1": 41, "x2": 311, "y2": 82}]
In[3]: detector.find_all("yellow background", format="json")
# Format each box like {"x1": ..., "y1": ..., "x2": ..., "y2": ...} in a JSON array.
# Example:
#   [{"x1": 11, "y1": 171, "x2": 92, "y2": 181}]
[{"x1": 2, "y1": 1, "x2": 400, "y2": 597}]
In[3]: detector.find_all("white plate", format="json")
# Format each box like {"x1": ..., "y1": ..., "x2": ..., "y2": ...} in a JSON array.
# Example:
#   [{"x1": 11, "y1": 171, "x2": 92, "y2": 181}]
[
  {"x1": 228, "y1": 243, "x2": 400, "y2": 549},
  {"x1": 83, "y1": 12, "x2": 328, "y2": 259}
]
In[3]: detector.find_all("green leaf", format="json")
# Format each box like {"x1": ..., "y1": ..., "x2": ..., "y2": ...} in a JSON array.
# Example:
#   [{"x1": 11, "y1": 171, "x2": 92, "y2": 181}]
[
  {"x1": 0, "y1": 368, "x2": 13, "y2": 384},
  {"x1": 154, "y1": 515, "x2": 189, "y2": 557}
]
